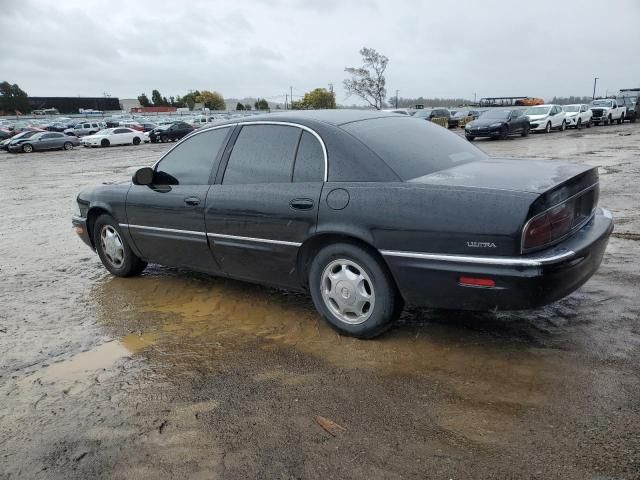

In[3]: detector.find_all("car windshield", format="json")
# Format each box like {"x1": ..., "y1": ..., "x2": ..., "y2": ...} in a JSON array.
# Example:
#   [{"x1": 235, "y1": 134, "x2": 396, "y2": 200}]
[
  {"x1": 412, "y1": 110, "x2": 433, "y2": 118},
  {"x1": 563, "y1": 105, "x2": 580, "y2": 112},
  {"x1": 14, "y1": 131, "x2": 38, "y2": 140},
  {"x1": 342, "y1": 117, "x2": 487, "y2": 181},
  {"x1": 591, "y1": 100, "x2": 612, "y2": 107},
  {"x1": 525, "y1": 107, "x2": 550, "y2": 115},
  {"x1": 483, "y1": 109, "x2": 511, "y2": 119}
]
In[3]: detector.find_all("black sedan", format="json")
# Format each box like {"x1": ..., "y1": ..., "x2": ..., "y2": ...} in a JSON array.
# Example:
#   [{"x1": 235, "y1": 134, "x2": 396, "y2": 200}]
[
  {"x1": 8, "y1": 131, "x2": 80, "y2": 153},
  {"x1": 412, "y1": 108, "x2": 459, "y2": 128},
  {"x1": 465, "y1": 109, "x2": 530, "y2": 140},
  {"x1": 148, "y1": 122, "x2": 194, "y2": 143},
  {"x1": 72, "y1": 110, "x2": 613, "y2": 338}
]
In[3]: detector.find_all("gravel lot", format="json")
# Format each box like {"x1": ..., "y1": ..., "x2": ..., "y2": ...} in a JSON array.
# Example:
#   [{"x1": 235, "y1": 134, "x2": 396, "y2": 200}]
[{"x1": 1, "y1": 124, "x2": 639, "y2": 479}]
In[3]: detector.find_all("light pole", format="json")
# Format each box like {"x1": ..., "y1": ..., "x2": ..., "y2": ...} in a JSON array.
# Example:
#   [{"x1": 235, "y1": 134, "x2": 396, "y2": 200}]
[
  {"x1": 395, "y1": 90, "x2": 399, "y2": 109},
  {"x1": 592, "y1": 77, "x2": 599, "y2": 100}
]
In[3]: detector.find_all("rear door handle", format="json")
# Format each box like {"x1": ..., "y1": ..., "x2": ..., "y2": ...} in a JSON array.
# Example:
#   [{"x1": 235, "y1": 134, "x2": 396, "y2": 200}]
[
  {"x1": 289, "y1": 198, "x2": 314, "y2": 210},
  {"x1": 184, "y1": 196, "x2": 201, "y2": 206}
]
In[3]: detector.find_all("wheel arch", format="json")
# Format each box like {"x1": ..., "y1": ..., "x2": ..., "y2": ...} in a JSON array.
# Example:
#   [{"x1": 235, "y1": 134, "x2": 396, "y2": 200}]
[
  {"x1": 86, "y1": 204, "x2": 114, "y2": 247},
  {"x1": 295, "y1": 231, "x2": 398, "y2": 292}
]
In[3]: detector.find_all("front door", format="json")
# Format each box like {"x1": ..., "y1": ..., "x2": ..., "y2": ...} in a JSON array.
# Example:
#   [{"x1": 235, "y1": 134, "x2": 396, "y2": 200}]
[
  {"x1": 205, "y1": 124, "x2": 325, "y2": 288},
  {"x1": 125, "y1": 126, "x2": 232, "y2": 273}
]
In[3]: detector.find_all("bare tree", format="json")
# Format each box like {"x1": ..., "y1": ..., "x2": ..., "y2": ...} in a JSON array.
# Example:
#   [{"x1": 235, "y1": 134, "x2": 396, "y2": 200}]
[{"x1": 343, "y1": 47, "x2": 388, "y2": 110}]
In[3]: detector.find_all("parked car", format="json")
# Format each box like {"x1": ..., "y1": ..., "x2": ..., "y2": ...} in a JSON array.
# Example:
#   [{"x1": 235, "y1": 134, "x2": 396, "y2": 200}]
[
  {"x1": 65, "y1": 121, "x2": 107, "y2": 137},
  {"x1": 590, "y1": 99, "x2": 626, "y2": 125},
  {"x1": 616, "y1": 91, "x2": 638, "y2": 123},
  {"x1": 140, "y1": 123, "x2": 159, "y2": 132},
  {"x1": 453, "y1": 110, "x2": 481, "y2": 120},
  {"x1": 1, "y1": 130, "x2": 44, "y2": 151},
  {"x1": 0, "y1": 128, "x2": 14, "y2": 141},
  {"x1": 562, "y1": 104, "x2": 593, "y2": 129},
  {"x1": 47, "y1": 122, "x2": 69, "y2": 132},
  {"x1": 412, "y1": 108, "x2": 458, "y2": 128},
  {"x1": 81, "y1": 128, "x2": 145, "y2": 148},
  {"x1": 148, "y1": 122, "x2": 194, "y2": 143},
  {"x1": 72, "y1": 110, "x2": 612, "y2": 338},
  {"x1": 464, "y1": 109, "x2": 530, "y2": 140},
  {"x1": 524, "y1": 105, "x2": 567, "y2": 133},
  {"x1": 8, "y1": 131, "x2": 80, "y2": 153}
]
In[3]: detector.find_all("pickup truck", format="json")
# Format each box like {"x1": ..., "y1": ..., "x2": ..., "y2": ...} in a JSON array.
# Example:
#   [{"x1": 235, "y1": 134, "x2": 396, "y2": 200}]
[
  {"x1": 590, "y1": 99, "x2": 627, "y2": 125},
  {"x1": 618, "y1": 89, "x2": 639, "y2": 123}
]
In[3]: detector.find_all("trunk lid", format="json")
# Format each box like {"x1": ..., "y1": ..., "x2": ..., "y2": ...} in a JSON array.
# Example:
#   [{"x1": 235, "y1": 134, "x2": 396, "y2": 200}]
[{"x1": 409, "y1": 157, "x2": 596, "y2": 195}]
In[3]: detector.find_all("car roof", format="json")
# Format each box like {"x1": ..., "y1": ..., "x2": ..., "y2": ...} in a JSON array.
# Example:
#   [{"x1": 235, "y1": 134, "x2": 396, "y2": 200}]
[{"x1": 201, "y1": 109, "x2": 400, "y2": 128}]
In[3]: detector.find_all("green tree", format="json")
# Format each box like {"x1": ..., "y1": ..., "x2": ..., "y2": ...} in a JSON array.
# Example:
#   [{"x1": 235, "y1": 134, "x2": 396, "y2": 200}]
[
  {"x1": 254, "y1": 98, "x2": 269, "y2": 110},
  {"x1": 343, "y1": 47, "x2": 388, "y2": 110},
  {"x1": 196, "y1": 90, "x2": 226, "y2": 110},
  {"x1": 137, "y1": 93, "x2": 151, "y2": 107},
  {"x1": 151, "y1": 89, "x2": 164, "y2": 106},
  {"x1": 295, "y1": 88, "x2": 336, "y2": 109},
  {"x1": 0, "y1": 81, "x2": 30, "y2": 114},
  {"x1": 236, "y1": 102, "x2": 245, "y2": 111}
]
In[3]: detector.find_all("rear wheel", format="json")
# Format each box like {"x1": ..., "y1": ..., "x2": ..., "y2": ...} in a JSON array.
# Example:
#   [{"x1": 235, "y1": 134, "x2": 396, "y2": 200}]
[
  {"x1": 308, "y1": 243, "x2": 402, "y2": 339},
  {"x1": 93, "y1": 214, "x2": 147, "y2": 277},
  {"x1": 132, "y1": 137, "x2": 141, "y2": 145},
  {"x1": 101, "y1": 139, "x2": 110, "y2": 148}
]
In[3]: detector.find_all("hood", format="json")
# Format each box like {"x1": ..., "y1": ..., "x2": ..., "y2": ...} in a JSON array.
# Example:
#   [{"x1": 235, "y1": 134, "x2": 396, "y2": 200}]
[
  {"x1": 467, "y1": 116, "x2": 507, "y2": 127},
  {"x1": 409, "y1": 157, "x2": 594, "y2": 194},
  {"x1": 526, "y1": 113, "x2": 549, "y2": 121}
]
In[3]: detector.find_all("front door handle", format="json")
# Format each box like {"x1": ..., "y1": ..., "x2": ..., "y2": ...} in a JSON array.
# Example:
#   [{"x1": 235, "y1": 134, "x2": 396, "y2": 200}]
[
  {"x1": 184, "y1": 196, "x2": 201, "y2": 206},
  {"x1": 290, "y1": 198, "x2": 314, "y2": 210}
]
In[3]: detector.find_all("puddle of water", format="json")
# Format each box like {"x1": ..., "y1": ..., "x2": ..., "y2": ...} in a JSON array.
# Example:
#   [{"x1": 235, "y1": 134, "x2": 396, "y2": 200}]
[{"x1": 94, "y1": 272, "x2": 579, "y2": 410}]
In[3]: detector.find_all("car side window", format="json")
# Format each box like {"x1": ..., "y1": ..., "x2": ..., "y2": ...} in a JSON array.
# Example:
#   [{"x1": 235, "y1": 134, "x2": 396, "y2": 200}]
[
  {"x1": 154, "y1": 127, "x2": 230, "y2": 186},
  {"x1": 114, "y1": 128, "x2": 126, "y2": 134},
  {"x1": 293, "y1": 131, "x2": 324, "y2": 182},
  {"x1": 223, "y1": 125, "x2": 300, "y2": 185}
]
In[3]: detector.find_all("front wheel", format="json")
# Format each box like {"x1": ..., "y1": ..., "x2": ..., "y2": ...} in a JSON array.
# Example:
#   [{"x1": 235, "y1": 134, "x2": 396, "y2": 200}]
[
  {"x1": 576, "y1": 118, "x2": 582, "y2": 130},
  {"x1": 560, "y1": 120, "x2": 566, "y2": 131},
  {"x1": 22, "y1": 143, "x2": 33, "y2": 153},
  {"x1": 160, "y1": 134, "x2": 169, "y2": 143},
  {"x1": 93, "y1": 214, "x2": 147, "y2": 277},
  {"x1": 132, "y1": 137, "x2": 141, "y2": 145},
  {"x1": 465, "y1": 134, "x2": 475, "y2": 141},
  {"x1": 521, "y1": 124, "x2": 530, "y2": 137},
  {"x1": 499, "y1": 126, "x2": 509, "y2": 140},
  {"x1": 308, "y1": 243, "x2": 403, "y2": 339},
  {"x1": 617, "y1": 114, "x2": 624, "y2": 125},
  {"x1": 101, "y1": 139, "x2": 110, "y2": 148},
  {"x1": 63, "y1": 141, "x2": 73, "y2": 150},
  {"x1": 544, "y1": 121, "x2": 551, "y2": 133}
]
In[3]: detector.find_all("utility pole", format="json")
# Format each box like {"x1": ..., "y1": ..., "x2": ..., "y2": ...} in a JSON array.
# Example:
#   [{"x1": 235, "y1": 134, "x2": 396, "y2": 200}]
[
  {"x1": 285, "y1": 93, "x2": 288, "y2": 110},
  {"x1": 290, "y1": 86, "x2": 293, "y2": 107},
  {"x1": 395, "y1": 90, "x2": 399, "y2": 109},
  {"x1": 592, "y1": 77, "x2": 599, "y2": 100}
]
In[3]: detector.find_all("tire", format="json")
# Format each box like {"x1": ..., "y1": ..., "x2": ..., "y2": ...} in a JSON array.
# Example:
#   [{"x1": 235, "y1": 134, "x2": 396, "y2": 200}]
[
  {"x1": 465, "y1": 134, "x2": 475, "y2": 141},
  {"x1": 606, "y1": 115, "x2": 611, "y2": 126},
  {"x1": 132, "y1": 137, "x2": 141, "y2": 145},
  {"x1": 308, "y1": 243, "x2": 403, "y2": 339},
  {"x1": 521, "y1": 124, "x2": 530, "y2": 137},
  {"x1": 576, "y1": 118, "x2": 582, "y2": 130},
  {"x1": 22, "y1": 143, "x2": 33, "y2": 153},
  {"x1": 587, "y1": 120, "x2": 592, "y2": 128},
  {"x1": 544, "y1": 121, "x2": 551, "y2": 133},
  {"x1": 617, "y1": 114, "x2": 624, "y2": 125},
  {"x1": 63, "y1": 141, "x2": 73, "y2": 150},
  {"x1": 93, "y1": 214, "x2": 147, "y2": 277},
  {"x1": 499, "y1": 126, "x2": 509, "y2": 140},
  {"x1": 560, "y1": 120, "x2": 566, "y2": 131},
  {"x1": 160, "y1": 134, "x2": 169, "y2": 143},
  {"x1": 101, "y1": 139, "x2": 110, "y2": 148}
]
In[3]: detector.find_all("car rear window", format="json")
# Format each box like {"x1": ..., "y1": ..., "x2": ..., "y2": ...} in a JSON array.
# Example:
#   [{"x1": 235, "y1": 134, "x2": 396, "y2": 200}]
[{"x1": 342, "y1": 117, "x2": 486, "y2": 181}]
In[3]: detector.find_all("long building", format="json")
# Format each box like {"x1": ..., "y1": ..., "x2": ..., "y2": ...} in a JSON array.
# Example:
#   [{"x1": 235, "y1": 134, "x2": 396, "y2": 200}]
[{"x1": 27, "y1": 97, "x2": 121, "y2": 114}]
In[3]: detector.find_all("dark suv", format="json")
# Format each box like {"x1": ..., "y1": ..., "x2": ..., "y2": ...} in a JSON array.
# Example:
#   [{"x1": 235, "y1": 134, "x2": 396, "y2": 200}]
[
  {"x1": 618, "y1": 89, "x2": 639, "y2": 123},
  {"x1": 412, "y1": 108, "x2": 458, "y2": 128},
  {"x1": 149, "y1": 122, "x2": 194, "y2": 143}
]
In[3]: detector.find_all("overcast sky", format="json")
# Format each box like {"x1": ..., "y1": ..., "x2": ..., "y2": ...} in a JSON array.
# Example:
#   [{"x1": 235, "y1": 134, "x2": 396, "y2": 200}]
[{"x1": 2, "y1": 0, "x2": 639, "y2": 104}]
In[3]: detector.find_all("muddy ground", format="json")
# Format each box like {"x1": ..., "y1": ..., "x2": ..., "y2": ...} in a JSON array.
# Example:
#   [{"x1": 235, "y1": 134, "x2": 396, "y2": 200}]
[{"x1": 1, "y1": 124, "x2": 639, "y2": 479}]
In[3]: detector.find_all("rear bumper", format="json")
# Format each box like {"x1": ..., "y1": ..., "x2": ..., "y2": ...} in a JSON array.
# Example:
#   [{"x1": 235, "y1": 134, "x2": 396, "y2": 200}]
[
  {"x1": 381, "y1": 208, "x2": 614, "y2": 310},
  {"x1": 72, "y1": 215, "x2": 93, "y2": 248}
]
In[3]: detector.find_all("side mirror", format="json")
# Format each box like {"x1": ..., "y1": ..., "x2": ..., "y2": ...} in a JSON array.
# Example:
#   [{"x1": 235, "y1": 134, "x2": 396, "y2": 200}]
[{"x1": 132, "y1": 167, "x2": 154, "y2": 186}]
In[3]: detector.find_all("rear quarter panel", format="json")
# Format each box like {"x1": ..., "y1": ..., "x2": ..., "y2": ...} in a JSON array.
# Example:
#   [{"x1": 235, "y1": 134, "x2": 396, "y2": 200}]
[{"x1": 317, "y1": 182, "x2": 537, "y2": 256}]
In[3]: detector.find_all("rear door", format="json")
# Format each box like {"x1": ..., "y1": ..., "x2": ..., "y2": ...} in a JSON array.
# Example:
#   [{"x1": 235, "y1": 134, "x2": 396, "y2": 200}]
[
  {"x1": 205, "y1": 123, "x2": 325, "y2": 288},
  {"x1": 125, "y1": 126, "x2": 232, "y2": 272}
]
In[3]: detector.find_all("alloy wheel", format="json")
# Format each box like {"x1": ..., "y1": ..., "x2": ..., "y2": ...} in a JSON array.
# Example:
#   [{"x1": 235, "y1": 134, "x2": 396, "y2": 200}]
[
  {"x1": 321, "y1": 258, "x2": 375, "y2": 325},
  {"x1": 100, "y1": 225, "x2": 125, "y2": 268}
]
